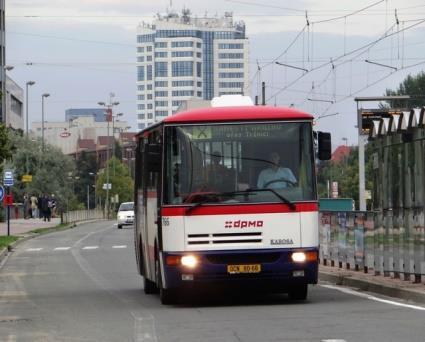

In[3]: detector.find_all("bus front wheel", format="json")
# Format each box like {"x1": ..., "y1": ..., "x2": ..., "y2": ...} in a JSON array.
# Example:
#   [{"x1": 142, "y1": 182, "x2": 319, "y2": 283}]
[
  {"x1": 288, "y1": 284, "x2": 308, "y2": 300},
  {"x1": 155, "y1": 258, "x2": 177, "y2": 305},
  {"x1": 143, "y1": 277, "x2": 158, "y2": 294}
]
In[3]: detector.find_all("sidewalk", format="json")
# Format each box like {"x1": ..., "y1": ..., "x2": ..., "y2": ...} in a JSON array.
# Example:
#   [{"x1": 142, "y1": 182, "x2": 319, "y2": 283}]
[
  {"x1": 319, "y1": 264, "x2": 425, "y2": 305},
  {"x1": 0, "y1": 217, "x2": 61, "y2": 236}
]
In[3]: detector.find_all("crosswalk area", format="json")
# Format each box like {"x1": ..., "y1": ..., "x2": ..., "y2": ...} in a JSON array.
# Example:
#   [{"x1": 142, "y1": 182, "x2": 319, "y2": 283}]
[{"x1": 24, "y1": 245, "x2": 128, "y2": 252}]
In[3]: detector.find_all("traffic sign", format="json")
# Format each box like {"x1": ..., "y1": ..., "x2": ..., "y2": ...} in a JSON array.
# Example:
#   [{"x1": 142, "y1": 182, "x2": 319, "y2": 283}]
[
  {"x1": 3, "y1": 170, "x2": 14, "y2": 186},
  {"x1": 22, "y1": 175, "x2": 33, "y2": 183},
  {"x1": 0, "y1": 185, "x2": 4, "y2": 201},
  {"x1": 4, "y1": 179, "x2": 13, "y2": 187},
  {"x1": 4, "y1": 170, "x2": 13, "y2": 179},
  {"x1": 102, "y1": 183, "x2": 112, "y2": 190}
]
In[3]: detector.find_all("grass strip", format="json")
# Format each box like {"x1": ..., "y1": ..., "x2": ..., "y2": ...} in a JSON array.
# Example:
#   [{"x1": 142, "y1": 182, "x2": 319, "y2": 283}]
[
  {"x1": 29, "y1": 223, "x2": 73, "y2": 235},
  {"x1": 0, "y1": 236, "x2": 19, "y2": 250}
]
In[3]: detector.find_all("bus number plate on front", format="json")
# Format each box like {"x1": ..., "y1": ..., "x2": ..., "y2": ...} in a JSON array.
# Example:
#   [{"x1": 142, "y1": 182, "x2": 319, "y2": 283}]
[{"x1": 227, "y1": 264, "x2": 261, "y2": 274}]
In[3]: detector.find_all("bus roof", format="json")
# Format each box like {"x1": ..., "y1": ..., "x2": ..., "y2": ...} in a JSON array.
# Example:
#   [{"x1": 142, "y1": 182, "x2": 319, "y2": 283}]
[
  {"x1": 163, "y1": 106, "x2": 313, "y2": 124},
  {"x1": 137, "y1": 106, "x2": 314, "y2": 138}
]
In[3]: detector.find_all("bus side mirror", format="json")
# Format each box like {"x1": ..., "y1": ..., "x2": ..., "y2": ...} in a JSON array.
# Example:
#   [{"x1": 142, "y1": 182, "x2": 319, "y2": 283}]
[
  {"x1": 318, "y1": 132, "x2": 331, "y2": 160},
  {"x1": 146, "y1": 144, "x2": 162, "y2": 172}
]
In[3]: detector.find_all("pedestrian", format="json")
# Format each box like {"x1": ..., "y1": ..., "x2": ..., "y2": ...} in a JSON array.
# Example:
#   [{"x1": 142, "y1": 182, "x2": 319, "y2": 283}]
[
  {"x1": 23, "y1": 194, "x2": 29, "y2": 219},
  {"x1": 37, "y1": 194, "x2": 43, "y2": 219},
  {"x1": 51, "y1": 194, "x2": 57, "y2": 218},
  {"x1": 30, "y1": 194, "x2": 38, "y2": 219},
  {"x1": 41, "y1": 193, "x2": 52, "y2": 222}
]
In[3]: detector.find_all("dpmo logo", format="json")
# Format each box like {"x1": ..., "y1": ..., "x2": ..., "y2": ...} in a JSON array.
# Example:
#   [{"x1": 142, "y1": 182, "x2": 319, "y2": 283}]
[{"x1": 224, "y1": 220, "x2": 264, "y2": 229}]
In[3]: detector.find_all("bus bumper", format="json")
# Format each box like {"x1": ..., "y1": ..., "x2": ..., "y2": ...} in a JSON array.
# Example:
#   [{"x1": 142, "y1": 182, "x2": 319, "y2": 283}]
[{"x1": 161, "y1": 248, "x2": 318, "y2": 291}]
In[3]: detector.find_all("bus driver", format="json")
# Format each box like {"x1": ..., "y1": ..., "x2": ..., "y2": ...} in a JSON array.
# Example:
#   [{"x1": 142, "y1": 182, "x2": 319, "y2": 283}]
[{"x1": 257, "y1": 152, "x2": 297, "y2": 189}]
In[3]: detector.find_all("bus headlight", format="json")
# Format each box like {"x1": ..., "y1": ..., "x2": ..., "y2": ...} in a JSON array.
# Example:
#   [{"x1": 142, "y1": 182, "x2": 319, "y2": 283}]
[
  {"x1": 181, "y1": 255, "x2": 198, "y2": 268},
  {"x1": 291, "y1": 252, "x2": 306, "y2": 263}
]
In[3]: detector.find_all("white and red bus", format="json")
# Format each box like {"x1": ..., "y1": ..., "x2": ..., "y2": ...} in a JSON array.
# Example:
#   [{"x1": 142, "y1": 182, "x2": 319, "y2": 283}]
[{"x1": 134, "y1": 100, "x2": 331, "y2": 304}]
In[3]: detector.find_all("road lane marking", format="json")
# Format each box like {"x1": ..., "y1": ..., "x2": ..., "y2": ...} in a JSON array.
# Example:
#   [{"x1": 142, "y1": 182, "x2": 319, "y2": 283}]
[
  {"x1": 82, "y1": 246, "x2": 99, "y2": 250},
  {"x1": 321, "y1": 284, "x2": 425, "y2": 311},
  {"x1": 112, "y1": 245, "x2": 127, "y2": 249},
  {"x1": 132, "y1": 313, "x2": 158, "y2": 342},
  {"x1": 26, "y1": 248, "x2": 43, "y2": 252},
  {"x1": 54, "y1": 247, "x2": 71, "y2": 251},
  {"x1": 322, "y1": 340, "x2": 347, "y2": 342}
]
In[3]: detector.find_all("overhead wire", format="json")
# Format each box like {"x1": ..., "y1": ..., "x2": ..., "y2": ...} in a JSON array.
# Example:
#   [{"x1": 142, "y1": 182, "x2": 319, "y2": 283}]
[
  {"x1": 311, "y1": 0, "x2": 385, "y2": 24},
  {"x1": 267, "y1": 18, "x2": 425, "y2": 102},
  {"x1": 316, "y1": 58, "x2": 425, "y2": 117}
]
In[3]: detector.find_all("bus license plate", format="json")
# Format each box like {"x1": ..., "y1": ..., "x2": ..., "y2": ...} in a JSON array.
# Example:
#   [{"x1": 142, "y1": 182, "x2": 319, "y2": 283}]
[{"x1": 227, "y1": 264, "x2": 261, "y2": 274}]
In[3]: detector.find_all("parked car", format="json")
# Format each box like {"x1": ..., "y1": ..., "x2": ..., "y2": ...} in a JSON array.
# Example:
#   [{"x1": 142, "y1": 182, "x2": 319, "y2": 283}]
[{"x1": 117, "y1": 202, "x2": 134, "y2": 229}]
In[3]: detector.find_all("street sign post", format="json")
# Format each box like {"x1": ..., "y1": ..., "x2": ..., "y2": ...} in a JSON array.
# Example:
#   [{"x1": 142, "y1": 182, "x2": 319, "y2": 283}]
[{"x1": 3, "y1": 170, "x2": 14, "y2": 236}]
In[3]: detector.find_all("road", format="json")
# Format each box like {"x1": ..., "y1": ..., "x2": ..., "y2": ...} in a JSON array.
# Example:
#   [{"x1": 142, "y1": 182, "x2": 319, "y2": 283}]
[{"x1": 0, "y1": 220, "x2": 424, "y2": 342}]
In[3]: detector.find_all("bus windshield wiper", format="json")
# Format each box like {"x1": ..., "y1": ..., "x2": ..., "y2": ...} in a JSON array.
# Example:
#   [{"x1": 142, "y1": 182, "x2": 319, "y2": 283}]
[
  {"x1": 184, "y1": 190, "x2": 254, "y2": 214},
  {"x1": 184, "y1": 188, "x2": 296, "y2": 214},
  {"x1": 184, "y1": 193, "x2": 220, "y2": 214},
  {"x1": 185, "y1": 201, "x2": 205, "y2": 214},
  {"x1": 213, "y1": 189, "x2": 296, "y2": 210},
  {"x1": 252, "y1": 188, "x2": 296, "y2": 209}
]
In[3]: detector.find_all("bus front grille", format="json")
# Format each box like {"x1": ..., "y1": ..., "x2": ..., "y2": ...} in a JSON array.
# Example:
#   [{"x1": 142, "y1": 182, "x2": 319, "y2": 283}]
[{"x1": 187, "y1": 232, "x2": 262, "y2": 245}]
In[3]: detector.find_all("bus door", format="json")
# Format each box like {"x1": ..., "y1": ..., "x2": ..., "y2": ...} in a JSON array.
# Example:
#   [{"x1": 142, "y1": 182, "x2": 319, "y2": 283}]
[{"x1": 142, "y1": 130, "x2": 162, "y2": 279}]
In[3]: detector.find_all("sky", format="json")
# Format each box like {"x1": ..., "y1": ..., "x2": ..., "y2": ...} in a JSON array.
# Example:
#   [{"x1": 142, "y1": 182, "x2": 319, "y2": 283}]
[{"x1": 6, "y1": 0, "x2": 425, "y2": 147}]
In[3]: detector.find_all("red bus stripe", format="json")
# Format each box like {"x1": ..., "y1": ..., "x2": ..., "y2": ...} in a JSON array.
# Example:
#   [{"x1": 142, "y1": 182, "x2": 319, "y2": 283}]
[{"x1": 161, "y1": 203, "x2": 318, "y2": 216}]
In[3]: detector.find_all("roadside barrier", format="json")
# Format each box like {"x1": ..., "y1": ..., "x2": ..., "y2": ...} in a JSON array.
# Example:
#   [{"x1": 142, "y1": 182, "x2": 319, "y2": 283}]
[
  {"x1": 62, "y1": 209, "x2": 105, "y2": 224},
  {"x1": 319, "y1": 210, "x2": 425, "y2": 283}
]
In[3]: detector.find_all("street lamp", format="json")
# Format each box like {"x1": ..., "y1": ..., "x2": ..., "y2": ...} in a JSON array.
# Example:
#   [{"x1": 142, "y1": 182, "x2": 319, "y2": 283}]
[
  {"x1": 41, "y1": 93, "x2": 50, "y2": 152},
  {"x1": 112, "y1": 112, "x2": 124, "y2": 159},
  {"x1": 98, "y1": 95, "x2": 120, "y2": 219},
  {"x1": 26, "y1": 81, "x2": 35, "y2": 138}
]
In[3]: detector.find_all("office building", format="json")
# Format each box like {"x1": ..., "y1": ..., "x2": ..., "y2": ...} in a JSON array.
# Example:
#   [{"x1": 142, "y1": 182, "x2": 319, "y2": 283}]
[
  {"x1": 5, "y1": 76, "x2": 24, "y2": 130},
  {"x1": 31, "y1": 116, "x2": 130, "y2": 155},
  {"x1": 136, "y1": 9, "x2": 249, "y2": 130},
  {"x1": 65, "y1": 108, "x2": 107, "y2": 123},
  {"x1": 1, "y1": 0, "x2": 6, "y2": 124}
]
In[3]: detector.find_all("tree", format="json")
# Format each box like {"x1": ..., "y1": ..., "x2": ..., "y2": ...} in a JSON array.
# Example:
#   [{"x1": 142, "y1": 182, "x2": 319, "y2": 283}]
[
  {"x1": 7, "y1": 131, "x2": 75, "y2": 212},
  {"x1": 96, "y1": 157, "x2": 134, "y2": 212},
  {"x1": 0, "y1": 123, "x2": 12, "y2": 175},
  {"x1": 113, "y1": 140, "x2": 122, "y2": 160},
  {"x1": 316, "y1": 144, "x2": 374, "y2": 209},
  {"x1": 74, "y1": 151, "x2": 98, "y2": 208},
  {"x1": 385, "y1": 71, "x2": 425, "y2": 107}
]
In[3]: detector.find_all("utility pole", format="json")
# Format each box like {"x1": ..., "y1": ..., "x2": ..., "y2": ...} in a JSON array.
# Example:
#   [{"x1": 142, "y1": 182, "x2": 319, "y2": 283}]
[
  {"x1": 98, "y1": 93, "x2": 119, "y2": 219},
  {"x1": 41, "y1": 93, "x2": 50, "y2": 152},
  {"x1": 261, "y1": 82, "x2": 266, "y2": 105}
]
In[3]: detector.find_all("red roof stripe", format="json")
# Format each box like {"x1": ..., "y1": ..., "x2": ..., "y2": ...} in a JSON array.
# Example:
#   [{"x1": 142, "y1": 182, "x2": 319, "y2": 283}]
[{"x1": 163, "y1": 106, "x2": 313, "y2": 124}]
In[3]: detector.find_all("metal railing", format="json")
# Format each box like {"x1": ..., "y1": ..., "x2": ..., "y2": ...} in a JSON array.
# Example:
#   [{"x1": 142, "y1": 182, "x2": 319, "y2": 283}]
[
  {"x1": 62, "y1": 209, "x2": 105, "y2": 224},
  {"x1": 319, "y1": 210, "x2": 425, "y2": 283}
]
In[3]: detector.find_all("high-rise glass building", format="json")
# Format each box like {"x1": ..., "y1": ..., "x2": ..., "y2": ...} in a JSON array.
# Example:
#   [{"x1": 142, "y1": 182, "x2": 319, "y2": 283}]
[{"x1": 136, "y1": 10, "x2": 249, "y2": 130}]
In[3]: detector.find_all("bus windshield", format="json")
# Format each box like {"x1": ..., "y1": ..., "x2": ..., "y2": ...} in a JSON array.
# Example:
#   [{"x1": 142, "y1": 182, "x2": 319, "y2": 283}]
[{"x1": 164, "y1": 122, "x2": 316, "y2": 205}]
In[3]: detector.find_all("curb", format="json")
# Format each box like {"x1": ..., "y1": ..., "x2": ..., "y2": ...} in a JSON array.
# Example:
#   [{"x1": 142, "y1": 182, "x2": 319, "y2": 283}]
[
  {"x1": 0, "y1": 218, "x2": 107, "y2": 265},
  {"x1": 319, "y1": 270, "x2": 425, "y2": 305}
]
